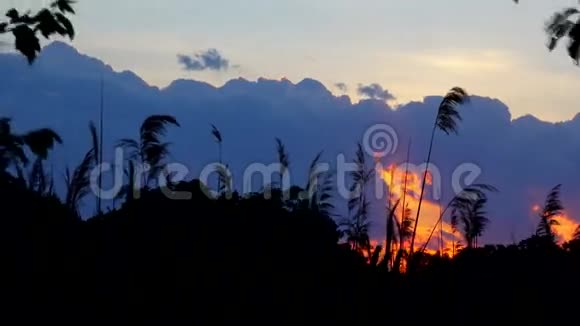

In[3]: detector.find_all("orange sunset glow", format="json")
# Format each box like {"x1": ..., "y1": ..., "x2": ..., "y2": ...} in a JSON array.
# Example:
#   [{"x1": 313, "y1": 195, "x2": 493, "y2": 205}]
[
  {"x1": 530, "y1": 203, "x2": 578, "y2": 244},
  {"x1": 379, "y1": 164, "x2": 456, "y2": 255},
  {"x1": 376, "y1": 165, "x2": 580, "y2": 255},
  {"x1": 553, "y1": 214, "x2": 578, "y2": 243}
]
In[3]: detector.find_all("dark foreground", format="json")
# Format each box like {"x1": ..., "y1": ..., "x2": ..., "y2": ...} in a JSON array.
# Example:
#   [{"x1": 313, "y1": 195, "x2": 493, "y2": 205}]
[{"x1": 1, "y1": 179, "x2": 578, "y2": 325}]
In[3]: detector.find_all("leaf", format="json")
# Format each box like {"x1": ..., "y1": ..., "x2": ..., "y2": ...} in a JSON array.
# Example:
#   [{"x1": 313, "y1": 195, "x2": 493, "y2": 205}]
[
  {"x1": 544, "y1": 8, "x2": 580, "y2": 57},
  {"x1": 12, "y1": 25, "x2": 41, "y2": 64},
  {"x1": 567, "y1": 20, "x2": 580, "y2": 63},
  {"x1": 35, "y1": 9, "x2": 64, "y2": 39},
  {"x1": 51, "y1": 0, "x2": 76, "y2": 14},
  {"x1": 6, "y1": 9, "x2": 19, "y2": 22},
  {"x1": 55, "y1": 12, "x2": 75, "y2": 39},
  {"x1": 17, "y1": 12, "x2": 35, "y2": 25}
]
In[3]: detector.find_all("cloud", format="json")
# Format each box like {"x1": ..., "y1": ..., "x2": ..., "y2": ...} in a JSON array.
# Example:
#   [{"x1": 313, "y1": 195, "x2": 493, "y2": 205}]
[
  {"x1": 334, "y1": 82, "x2": 348, "y2": 93},
  {"x1": 177, "y1": 48, "x2": 230, "y2": 71},
  {"x1": 357, "y1": 83, "x2": 395, "y2": 101},
  {"x1": 4, "y1": 43, "x2": 580, "y2": 247}
]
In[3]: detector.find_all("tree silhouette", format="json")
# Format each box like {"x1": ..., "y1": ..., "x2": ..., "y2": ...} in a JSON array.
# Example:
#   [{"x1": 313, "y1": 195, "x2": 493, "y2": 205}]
[
  {"x1": 0, "y1": 0, "x2": 76, "y2": 63},
  {"x1": 1, "y1": 112, "x2": 580, "y2": 323},
  {"x1": 118, "y1": 115, "x2": 180, "y2": 189},
  {"x1": 409, "y1": 87, "x2": 469, "y2": 253}
]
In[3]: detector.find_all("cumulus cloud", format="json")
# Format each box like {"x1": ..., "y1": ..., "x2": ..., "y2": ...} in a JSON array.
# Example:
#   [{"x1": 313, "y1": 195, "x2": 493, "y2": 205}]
[
  {"x1": 177, "y1": 49, "x2": 230, "y2": 71},
  {"x1": 357, "y1": 83, "x2": 395, "y2": 101},
  {"x1": 4, "y1": 43, "x2": 580, "y2": 247}
]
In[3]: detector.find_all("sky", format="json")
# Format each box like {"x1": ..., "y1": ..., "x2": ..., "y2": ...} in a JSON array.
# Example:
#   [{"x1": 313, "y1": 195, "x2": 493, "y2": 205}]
[{"x1": 5, "y1": 0, "x2": 580, "y2": 121}]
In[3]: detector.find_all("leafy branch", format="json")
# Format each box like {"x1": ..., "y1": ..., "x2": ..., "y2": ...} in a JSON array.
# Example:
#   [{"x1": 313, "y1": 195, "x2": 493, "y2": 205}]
[{"x1": 0, "y1": 0, "x2": 76, "y2": 64}]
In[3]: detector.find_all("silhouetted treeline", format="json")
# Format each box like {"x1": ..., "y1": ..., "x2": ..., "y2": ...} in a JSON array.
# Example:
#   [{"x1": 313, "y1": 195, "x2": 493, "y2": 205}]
[
  {"x1": 3, "y1": 88, "x2": 580, "y2": 324},
  {"x1": 1, "y1": 176, "x2": 580, "y2": 324}
]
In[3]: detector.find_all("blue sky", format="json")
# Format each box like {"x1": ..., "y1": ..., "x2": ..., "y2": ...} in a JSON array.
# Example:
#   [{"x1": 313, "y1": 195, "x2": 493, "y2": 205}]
[{"x1": 7, "y1": 0, "x2": 580, "y2": 121}]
